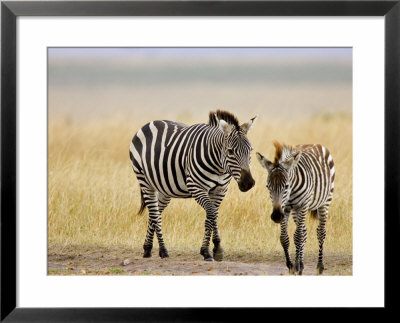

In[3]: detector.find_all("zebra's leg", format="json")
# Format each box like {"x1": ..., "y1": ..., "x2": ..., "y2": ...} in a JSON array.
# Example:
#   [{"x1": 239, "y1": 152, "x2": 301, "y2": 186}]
[
  {"x1": 316, "y1": 206, "x2": 328, "y2": 274},
  {"x1": 188, "y1": 180, "x2": 218, "y2": 261},
  {"x1": 209, "y1": 185, "x2": 228, "y2": 262},
  {"x1": 293, "y1": 207, "x2": 308, "y2": 275},
  {"x1": 141, "y1": 189, "x2": 158, "y2": 258},
  {"x1": 200, "y1": 200, "x2": 218, "y2": 262},
  {"x1": 142, "y1": 189, "x2": 169, "y2": 259},
  {"x1": 280, "y1": 208, "x2": 293, "y2": 273},
  {"x1": 156, "y1": 194, "x2": 171, "y2": 258},
  {"x1": 211, "y1": 219, "x2": 223, "y2": 262}
]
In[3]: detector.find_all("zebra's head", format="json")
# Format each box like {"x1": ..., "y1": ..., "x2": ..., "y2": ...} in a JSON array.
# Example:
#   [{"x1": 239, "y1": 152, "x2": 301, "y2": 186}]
[
  {"x1": 256, "y1": 142, "x2": 302, "y2": 223},
  {"x1": 217, "y1": 114, "x2": 257, "y2": 192}
]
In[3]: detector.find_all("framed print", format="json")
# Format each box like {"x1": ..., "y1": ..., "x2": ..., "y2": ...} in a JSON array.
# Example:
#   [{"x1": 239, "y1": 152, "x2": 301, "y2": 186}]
[
  {"x1": 46, "y1": 46, "x2": 353, "y2": 275},
  {"x1": 1, "y1": 0, "x2": 399, "y2": 321}
]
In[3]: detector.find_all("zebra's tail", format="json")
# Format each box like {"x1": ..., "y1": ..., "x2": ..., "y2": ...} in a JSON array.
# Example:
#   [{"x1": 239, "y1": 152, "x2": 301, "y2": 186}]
[
  {"x1": 310, "y1": 210, "x2": 318, "y2": 219},
  {"x1": 138, "y1": 189, "x2": 146, "y2": 215}
]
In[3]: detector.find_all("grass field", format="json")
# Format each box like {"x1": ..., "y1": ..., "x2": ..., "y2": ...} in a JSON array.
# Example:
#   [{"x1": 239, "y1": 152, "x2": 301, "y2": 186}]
[{"x1": 48, "y1": 110, "x2": 352, "y2": 275}]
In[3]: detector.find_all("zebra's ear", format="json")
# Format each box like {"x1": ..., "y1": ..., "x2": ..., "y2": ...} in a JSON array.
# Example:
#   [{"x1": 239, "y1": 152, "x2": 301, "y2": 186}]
[
  {"x1": 219, "y1": 119, "x2": 234, "y2": 136},
  {"x1": 256, "y1": 152, "x2": 274, "y2": 172},
  {"x1": 241, "y1": 115, "x2": 258, "y2": 134},
  {"x1": 282, "y1": 151, "x2": 302, "y2": 170}
]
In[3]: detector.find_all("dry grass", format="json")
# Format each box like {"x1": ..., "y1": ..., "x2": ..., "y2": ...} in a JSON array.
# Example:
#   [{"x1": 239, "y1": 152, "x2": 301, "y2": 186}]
[{"x1": 48, "y1": 112, "x2": 352, "y2": 263}]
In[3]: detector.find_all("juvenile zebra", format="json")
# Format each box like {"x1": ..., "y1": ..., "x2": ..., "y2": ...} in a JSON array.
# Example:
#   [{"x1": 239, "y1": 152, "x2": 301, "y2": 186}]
[
  {"x1": 256, "y1": 141, "x2": 335, "y2": 275},
  {"x1": 130, "y1": 110, "x2": 257, "y2": 261}
]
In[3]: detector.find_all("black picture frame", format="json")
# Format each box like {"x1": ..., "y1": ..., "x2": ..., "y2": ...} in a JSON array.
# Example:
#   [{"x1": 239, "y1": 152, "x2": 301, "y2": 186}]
[{"x1": 1, "y1": 1, "x2": 399, "y2": 321}]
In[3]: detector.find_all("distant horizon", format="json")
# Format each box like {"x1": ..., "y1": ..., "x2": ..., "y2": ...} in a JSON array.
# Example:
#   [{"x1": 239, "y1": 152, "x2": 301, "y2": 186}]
[
  {"x1": 48, "y1": 46, "x2": 352, "y2": 120},
  {"x1": 49, "y1": 47, "x2": 352, "y2": 87},
  {"x1": 48, "y1": 47, "x2": 352, "y2": 61}
]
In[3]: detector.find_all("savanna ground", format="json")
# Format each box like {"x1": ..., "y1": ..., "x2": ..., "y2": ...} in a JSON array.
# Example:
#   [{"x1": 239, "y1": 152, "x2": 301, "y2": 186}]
[{"x1": 48, "y1": 83, "x2": 352, "y2": 276}]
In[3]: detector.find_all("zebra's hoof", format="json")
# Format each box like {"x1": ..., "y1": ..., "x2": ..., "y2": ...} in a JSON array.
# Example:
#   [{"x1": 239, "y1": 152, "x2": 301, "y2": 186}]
[
  {"x1": 143, "y1": 251, "x2": 152, "y2": 258},
  {"x1": 294, "y1": 262, "x2": 304, "y2": 275},
  {"x1": 213, "y1": 247, "x2": 224, "y2": 262},
  {"x1": 288, "y1": 265, "x2": 294, "y2": 275},
  {"x1": 317, "y1": 264, "x2": 324, "y2": 275},
  {"x1": 143, "y1": 245, "x2": 152, "y2": 258},
  {"x1": 159, "y1": 248, "x2": 169, "y2": 259},
  {"x1": 200, "y1": 248, "x2": 213, "y2": 261}
]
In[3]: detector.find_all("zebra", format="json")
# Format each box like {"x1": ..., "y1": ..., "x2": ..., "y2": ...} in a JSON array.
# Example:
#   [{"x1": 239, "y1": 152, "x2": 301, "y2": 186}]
[
  {"x1": 130, "y1": 110, "x2": 257, "y2": 261},
  {"x1": 256, "y1": 141, "x2": 335, "y2": 275}
]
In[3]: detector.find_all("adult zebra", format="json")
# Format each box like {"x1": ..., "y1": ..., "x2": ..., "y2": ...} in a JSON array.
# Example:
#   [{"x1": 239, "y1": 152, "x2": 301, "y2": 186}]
[
  {"x1": 130, "y1": 110, "x2": 257, "y2": 261},
  {"x1": 256, "y1": 141, "x2": 335, "y2": 275}
]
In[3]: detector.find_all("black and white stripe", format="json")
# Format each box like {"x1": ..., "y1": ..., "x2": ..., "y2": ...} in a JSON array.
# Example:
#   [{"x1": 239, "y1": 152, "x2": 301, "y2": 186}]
[
  {"x1": 130, "y1": 110, "x2": 257, "y2": 261},
  {"x1": 256, "y1": 142, "x2": 335, "y2": 275}
]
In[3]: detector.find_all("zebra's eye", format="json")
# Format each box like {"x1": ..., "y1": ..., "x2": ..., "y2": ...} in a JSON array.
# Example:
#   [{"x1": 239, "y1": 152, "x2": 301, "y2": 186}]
[{"x1": 227, "y1": 148, "x2": 234, "y2": 155}]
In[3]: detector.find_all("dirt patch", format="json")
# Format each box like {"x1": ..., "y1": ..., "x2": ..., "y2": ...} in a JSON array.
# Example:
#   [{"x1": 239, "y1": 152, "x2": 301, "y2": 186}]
[{"x1": 48, "y1": 246, "x2": 352, "y2": 276}]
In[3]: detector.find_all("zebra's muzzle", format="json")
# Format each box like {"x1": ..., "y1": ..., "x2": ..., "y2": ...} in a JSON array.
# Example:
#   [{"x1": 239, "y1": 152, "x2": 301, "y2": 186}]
[
  {"x1": 271, "y1": 207, "x2": 284, "y2": 223},
  {"x1": 238, "y1": 169, "x2": 255, "y2": 192}
]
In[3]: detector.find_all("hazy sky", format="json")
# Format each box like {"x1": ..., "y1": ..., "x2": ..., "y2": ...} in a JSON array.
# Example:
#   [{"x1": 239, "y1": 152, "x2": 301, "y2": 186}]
[
  {"x1": 49, "y1": 47, "x2": 352, "y2": 87},
  {"x1": 48, "y1": 47, "x2": 352, "y2": 120},
  {"x1": 49, "y1": 47, "x2": 352, "y2": 60}
]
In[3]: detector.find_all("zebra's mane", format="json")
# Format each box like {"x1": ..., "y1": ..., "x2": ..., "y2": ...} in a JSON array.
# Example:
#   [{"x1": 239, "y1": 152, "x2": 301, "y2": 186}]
[
  {"x1": 208, "y1": 110, "x2": 240, "y2": 130},
  {"x1": 273, "y1": 141, "x2": 296, "y2": 164}
]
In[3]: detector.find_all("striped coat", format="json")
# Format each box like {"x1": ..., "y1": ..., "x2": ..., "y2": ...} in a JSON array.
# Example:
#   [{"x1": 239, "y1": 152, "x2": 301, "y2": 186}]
[
  {"x1": 257, "y1": 141, "x2": 335, "y2": 275},
  {"x1": 130, "y1": 110, "x2": 257, "y2": 261}
]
